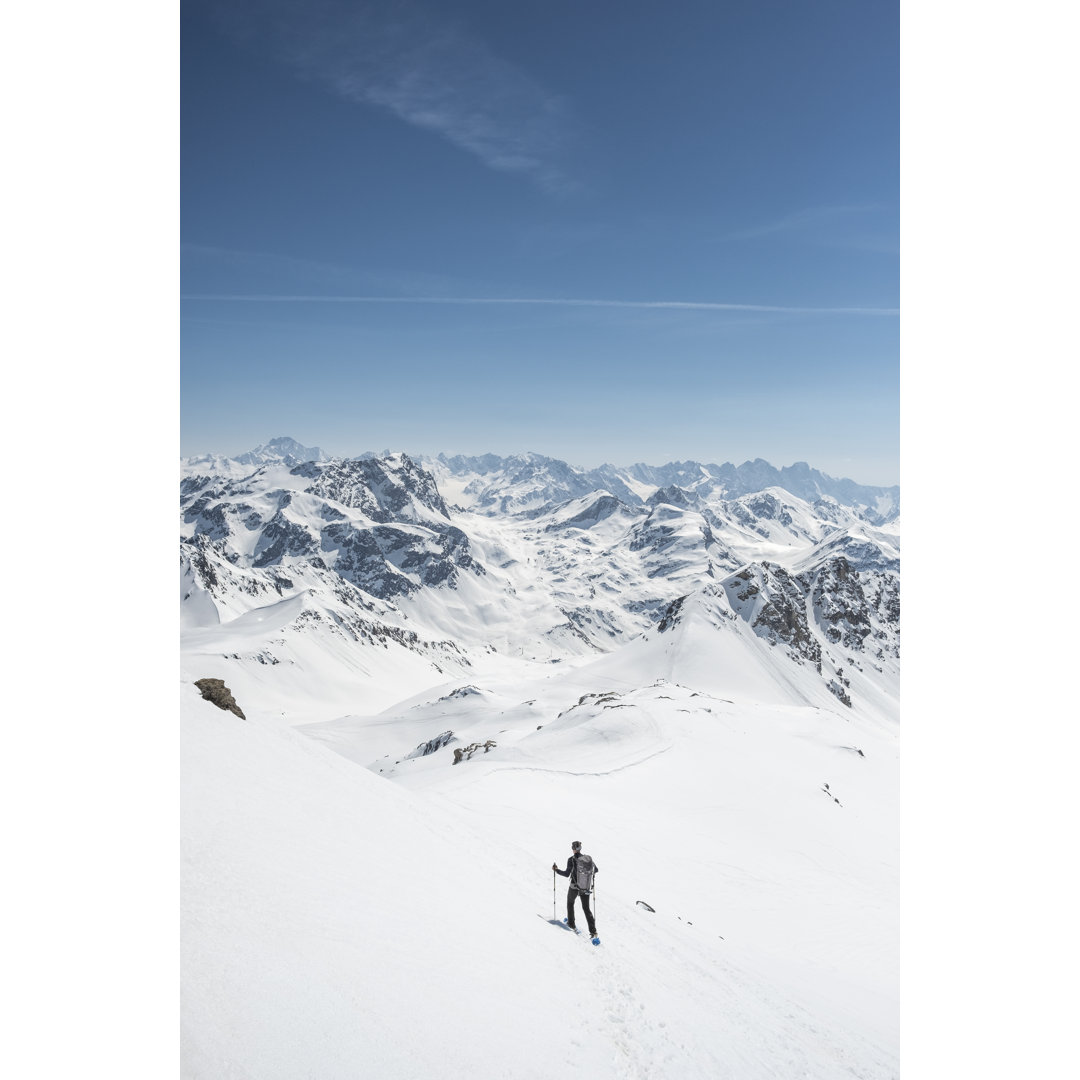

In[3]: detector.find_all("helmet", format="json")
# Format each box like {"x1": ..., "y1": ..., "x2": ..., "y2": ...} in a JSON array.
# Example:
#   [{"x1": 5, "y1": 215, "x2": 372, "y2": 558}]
[{"x1": 571, "y1": 840, "x2": 582, "y2": 850}]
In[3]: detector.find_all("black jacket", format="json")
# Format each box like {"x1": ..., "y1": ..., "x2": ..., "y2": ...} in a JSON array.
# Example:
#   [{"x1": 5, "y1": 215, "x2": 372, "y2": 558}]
[{"x1": 555, "y1": 852, "x2": 599, "y2": 890}]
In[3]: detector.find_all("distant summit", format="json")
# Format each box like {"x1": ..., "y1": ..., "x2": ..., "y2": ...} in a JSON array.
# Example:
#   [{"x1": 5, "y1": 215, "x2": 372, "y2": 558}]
[
  {"x1": 431, "y1": 452, "x2": 898, "y2": 525},
  {"x1": 182, "y1": 437, "x2": 329, "y2": 477},
  {"x1": 234, "y1": 437, "x2": 328, "y2": 467},
  {"x1": 183, "y1": 439, "x2": 898, "y2": 524}
]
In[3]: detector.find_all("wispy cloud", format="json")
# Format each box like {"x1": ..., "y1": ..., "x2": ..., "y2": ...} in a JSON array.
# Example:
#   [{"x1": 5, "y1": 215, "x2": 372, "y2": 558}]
[
  {"x1": 215, "y1": 0, "x2": 575, "y2": 192},
  {"x1": 180, "y1": 294, "x2": 898, "y2": 316},
  {"x1": 725, "y1": 204, "x2": 897, "y2": 252}
]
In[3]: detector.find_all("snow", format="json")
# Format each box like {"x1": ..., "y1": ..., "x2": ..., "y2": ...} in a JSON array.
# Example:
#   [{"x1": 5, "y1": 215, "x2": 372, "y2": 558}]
[
  {"x1": 183, "y1": 643, "x2": 898, "y2": 1078},
  {"x1": 181, "y1": 447, "x2": 900, "y2": 1077},
  {"x1": 182, "y1": 690, "x2": 607, "y2": 1079}
]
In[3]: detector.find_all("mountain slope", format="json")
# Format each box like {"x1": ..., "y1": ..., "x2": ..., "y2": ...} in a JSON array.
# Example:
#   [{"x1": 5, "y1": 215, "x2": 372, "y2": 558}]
[
  {"x1": 181, "y1": 439, "x2": 900, "y2": 1077},
  {"x1": 184, "y1": 670, "x2": 898, "y2": 1080}
]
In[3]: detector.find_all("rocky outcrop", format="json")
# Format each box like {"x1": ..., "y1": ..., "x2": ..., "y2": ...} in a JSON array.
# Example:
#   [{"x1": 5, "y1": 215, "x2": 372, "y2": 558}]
[
  {"x1": 297, "y1": 455, "x2": 450, "y2": 523},
  {"x1": 657, "y1": 594, "x2": 687, "y2": 633},
  {"x1": 744, "y1": 493, "x2": 794, "y2": 527},
  {"x1": 183, "y1": 454, "x2": 484, "y2": 610},
  {"x1": 194, "y1": 678, "x2": 246, "y2": 719},
  {"x1": 452, "y1": 740, "x2": 496, "y2": 763},
  {"x1": 253, "y1": 514, "x2": 317, "y2": 567},
  {"x1": 805, "y1": 555, "x2": 899, "y2": 660},
  {"x1": 748, "y1": 564, "x2": 822, "y2": 672},
  {"x1": 410, "y1": 731, "x2": 455, "y2": 758}
]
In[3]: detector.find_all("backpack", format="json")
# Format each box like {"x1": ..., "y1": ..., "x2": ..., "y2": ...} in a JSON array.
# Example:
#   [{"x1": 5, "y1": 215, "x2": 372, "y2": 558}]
[{"x1": 572, "y1": 854, "x2": 595, "y2": 893}]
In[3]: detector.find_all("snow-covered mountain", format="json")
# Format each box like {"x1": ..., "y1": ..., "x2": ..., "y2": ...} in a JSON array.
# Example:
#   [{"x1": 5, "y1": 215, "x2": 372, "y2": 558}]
[
  {"x1": 182, "y1": 436, "x2": 330, "y2": 478},
  {"x1": 181, "y1": 439, "x2": 900, "y2": 1078},
  {"x1": 430, "y1": 451, "x2": 899, "y2": 524},
  {"x1": 181, "y1": 445, "x2": 898, "y2": 711}
]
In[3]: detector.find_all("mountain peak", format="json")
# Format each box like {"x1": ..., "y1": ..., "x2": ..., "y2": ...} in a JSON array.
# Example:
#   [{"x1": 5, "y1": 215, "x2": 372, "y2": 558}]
[{"x1": 235, "y1": 437, "x2": 328, "y2": 467}]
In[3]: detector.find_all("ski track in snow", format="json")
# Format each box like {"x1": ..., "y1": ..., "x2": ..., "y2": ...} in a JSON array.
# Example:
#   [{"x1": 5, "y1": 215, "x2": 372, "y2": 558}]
[
  {"x1": 479, "y1": 744, "x2": 675, "y2": 779},
  {"x1": 543, "y1": 906, "x2": 894, "y2": 1080},
  {"x1": 182, "y1": 666, "x2": 899, "y2": 1079}
]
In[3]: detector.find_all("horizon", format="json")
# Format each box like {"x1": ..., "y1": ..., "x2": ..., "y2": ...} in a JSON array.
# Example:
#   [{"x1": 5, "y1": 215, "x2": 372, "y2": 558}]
[{"x1": 182, "y1": 434, "x2": 899, "y2": 489}]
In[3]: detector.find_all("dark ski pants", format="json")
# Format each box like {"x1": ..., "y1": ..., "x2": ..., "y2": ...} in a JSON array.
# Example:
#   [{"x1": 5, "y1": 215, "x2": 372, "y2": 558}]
[{"x1": 567, "y1": 887, "x2": 595, "y2": 934}]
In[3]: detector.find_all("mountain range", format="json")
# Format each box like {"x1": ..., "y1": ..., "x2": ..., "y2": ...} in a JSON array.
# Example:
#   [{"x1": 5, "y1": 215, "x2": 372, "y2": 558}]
[
  {"x1": 180, "y1": 437, "x2": 900, "y2": 1078},
  {"x1": 181, "y1": 439, "x2": 898, "y2": 719}
]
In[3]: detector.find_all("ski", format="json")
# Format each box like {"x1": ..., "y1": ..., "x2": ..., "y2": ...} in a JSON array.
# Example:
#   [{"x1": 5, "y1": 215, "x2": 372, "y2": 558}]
[{"x1": 539, "y1": 915, "x2": 601, "y2": 944}]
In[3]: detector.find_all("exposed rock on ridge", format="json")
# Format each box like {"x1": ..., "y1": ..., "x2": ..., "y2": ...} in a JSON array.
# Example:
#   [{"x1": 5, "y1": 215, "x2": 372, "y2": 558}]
[{"x1": 194, "y1": 678, "x2": 246, "y2": 719}]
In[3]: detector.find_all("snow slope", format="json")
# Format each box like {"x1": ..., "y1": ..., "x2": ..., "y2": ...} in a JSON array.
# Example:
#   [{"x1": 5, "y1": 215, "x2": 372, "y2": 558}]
[
  {"x1": 184, "y1": 662, "x2": 898, "y2": 1079},
  {"x1": 181, "y1": 442, "x2": 900, "y2": 1078}
]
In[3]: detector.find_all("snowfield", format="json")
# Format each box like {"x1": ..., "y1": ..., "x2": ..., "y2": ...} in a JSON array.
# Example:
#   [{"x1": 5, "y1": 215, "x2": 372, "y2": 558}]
[
  {"x1": 181, "y1": 445, "x2": 899, "y2": 1078},
  {"x1": 182, "y1": 653, "x2": 898, "y2": 1080}
]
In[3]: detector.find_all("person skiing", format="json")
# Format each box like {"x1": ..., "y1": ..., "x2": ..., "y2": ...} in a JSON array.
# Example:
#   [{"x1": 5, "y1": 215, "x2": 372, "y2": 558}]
[{"x1": 552, "y1": 840, "x2": 598, "y2": 937}]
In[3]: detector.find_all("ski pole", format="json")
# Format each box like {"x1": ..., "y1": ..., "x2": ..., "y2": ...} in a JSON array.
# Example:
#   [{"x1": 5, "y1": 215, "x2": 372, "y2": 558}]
[{"x1": 552, "y1": 869, "x2": 556, "y2": 919}]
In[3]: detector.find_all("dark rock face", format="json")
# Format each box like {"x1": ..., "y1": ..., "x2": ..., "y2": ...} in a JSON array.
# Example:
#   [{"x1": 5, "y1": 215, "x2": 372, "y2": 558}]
[
  {"x1": 628, "y1": 517, "x2": 679, "y2": 555},
  {"x1": 657, "y1": 594, "x2": 688, "y2": 633},
  {"x1": 180, "y1": 476, "x2": 211, "y2": 499},
  {"x1": 827, "y1": 679, "x2": 853, "y2": 707},
  {"x1": 453, "y1": 740, "x2": 496, "y2": 763},
  {"x1": 322, "y1": 522, "x2": 417, "y2": 598},
  {"x1": 750, "y1": 565, "x2": 822, "y2": 672},
  {"x1": 298, "y1": 455, "x2": 450, "y2": 523},
  {"x1": 182, "y1": 453, "x2": 483, "y2": 606},
  {"x1": 810, "y1": 557, "x2": 871, "y2": 650},
  {"x1": 429, "y1": 526, "x2": 484, "y2": 584},
  {"x1": 182, "y1": 533, "x2": 293, "y2": 606},
  {"x1": 745, "y1": 493, "x2": 794, "y2": 527},
  {"x1": 805, "y1": 555, "x2": 899, "y2": 659},
  {"x1": 253, "y1": 515, "x2": 317, "y2": 567},
  {"x1": 183, "y1": 496, "x2": 231, "y2": 540},
  {"x1": 194, "y1": 678, "x2": 246, "y2": 719},
  {"x1": 439, "y1": 686, "x2": 481, "y2": 701},
  {"x1": 186, "y1": 534, "x2": 220, "y2": 589},
  {"x1": 725, "y1": 552, "x2": 899, "y2": 670},
  {"x1": 720, "y1": 547, "x2": 900, "y2": 705},
  {"x1": 314, "y1": 520, "x2": 482, "y2": 598},
  {"x1": 411, "y1": 731, "x2": 454, "y2": 757},
  {"x1": 727, "y1": 502, "x2": 757, "y2": 529}
]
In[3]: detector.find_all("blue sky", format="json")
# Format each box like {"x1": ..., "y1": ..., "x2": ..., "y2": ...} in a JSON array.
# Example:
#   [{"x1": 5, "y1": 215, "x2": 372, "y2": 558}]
[{"x1": 182, "y1": 0, "x2": 898, "y2": 484}]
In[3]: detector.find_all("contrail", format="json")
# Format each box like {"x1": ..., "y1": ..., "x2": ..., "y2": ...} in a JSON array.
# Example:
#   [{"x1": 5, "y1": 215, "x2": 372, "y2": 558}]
[{"x1": 179, "y1": 295, "x2": 898, "y2": 315}]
